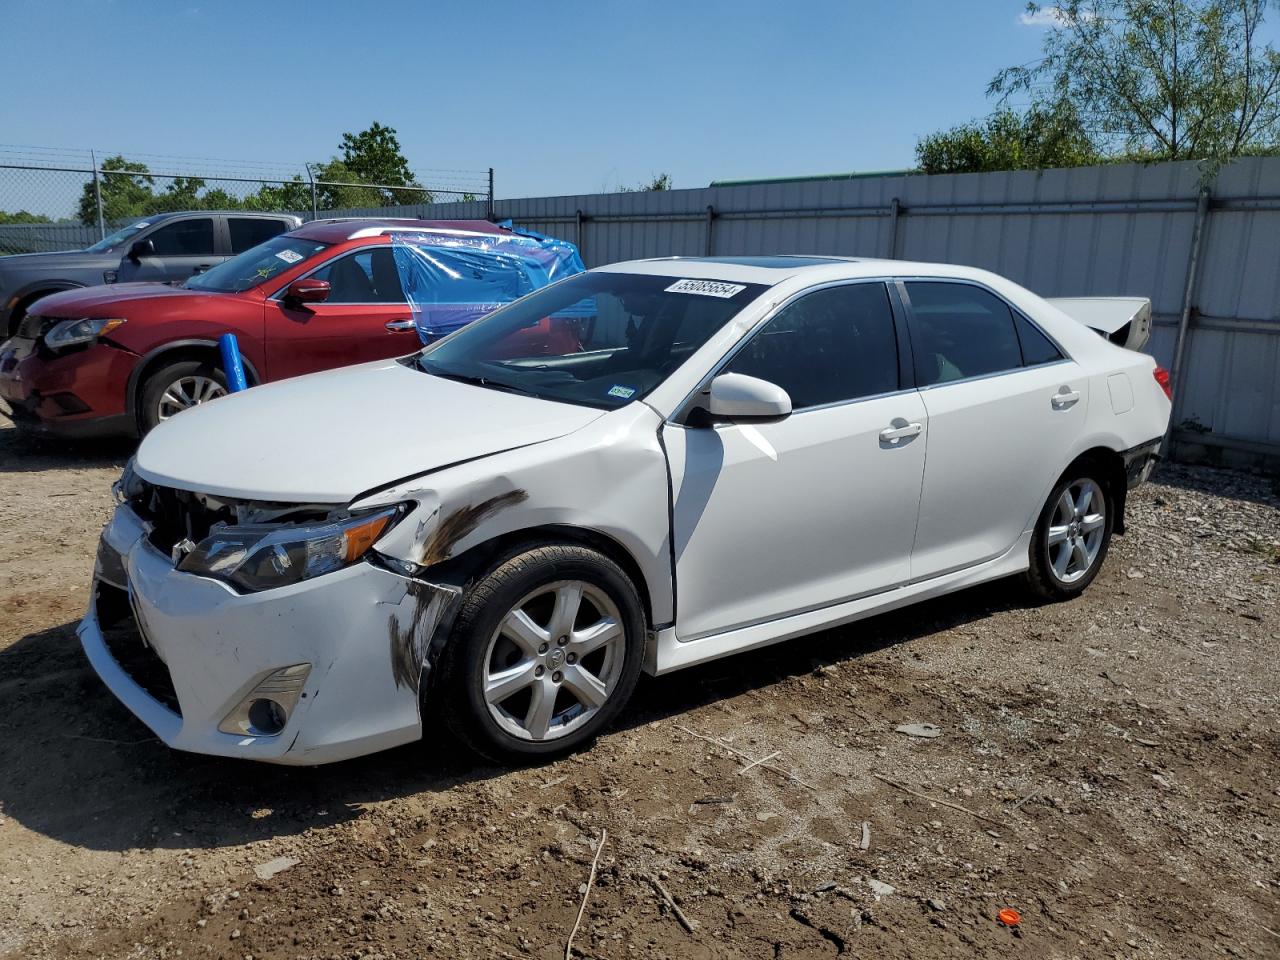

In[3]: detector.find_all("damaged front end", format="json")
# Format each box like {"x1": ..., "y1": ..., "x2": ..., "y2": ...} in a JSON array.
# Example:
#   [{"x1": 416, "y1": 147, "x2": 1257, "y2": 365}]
[{"x1": 79, "y1": 463, "x2": 465, "y2": 765}]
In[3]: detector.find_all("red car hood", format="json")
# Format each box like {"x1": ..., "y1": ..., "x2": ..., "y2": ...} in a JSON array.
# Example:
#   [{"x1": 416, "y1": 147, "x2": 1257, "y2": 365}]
[{"x1": 30, "y1": 282, "x2": 251, "y2": 316}]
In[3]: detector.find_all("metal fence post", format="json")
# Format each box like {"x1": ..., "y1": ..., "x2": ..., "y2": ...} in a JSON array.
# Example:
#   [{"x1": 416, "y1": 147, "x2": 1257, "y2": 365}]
[
  {"x1": 487, "y1": 168, "x2": 495, "y2": 221},
  {"x1": 705, "y1": 204, "x2": 716, "y2": 256},
  {"x1": 1166, "y1": 188, "x2": 1211, "y2": 449},
  {"x1": 887, "y1": 197, "x2": 901, "y2": 259},
  {"x1": 575, "y1": 209, "x2": 584, "y2": 258},
  {"x1": 90, "y1": 149, "x2": 105, "y2": 240},
  {"x1": 305, "y1": 163, "x2": 318, "y2": 220}
]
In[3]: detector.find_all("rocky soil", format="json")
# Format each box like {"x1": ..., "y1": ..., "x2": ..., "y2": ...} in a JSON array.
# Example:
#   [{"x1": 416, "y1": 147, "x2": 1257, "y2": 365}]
[{"x1": 0, "y1": 419, "x2": 1277, "y2": 959}]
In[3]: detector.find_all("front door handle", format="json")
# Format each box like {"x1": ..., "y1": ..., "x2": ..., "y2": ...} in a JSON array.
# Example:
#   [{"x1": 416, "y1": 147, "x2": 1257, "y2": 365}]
[
  {"x1": 1052, "y1": 389, "x2": 1081, "y2": 409},
  {"x1": 385, "y1": 319, "x2": 416, "y2": 332},
  {"x1": 879, "y1": 420, "x2": 923, "y2": 443}
]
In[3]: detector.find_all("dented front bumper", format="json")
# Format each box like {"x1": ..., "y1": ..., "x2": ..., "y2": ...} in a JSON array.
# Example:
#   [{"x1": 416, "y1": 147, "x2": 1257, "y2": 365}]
[{"x1": 78, "y1": 503, "x2": 461, "y2": 765}]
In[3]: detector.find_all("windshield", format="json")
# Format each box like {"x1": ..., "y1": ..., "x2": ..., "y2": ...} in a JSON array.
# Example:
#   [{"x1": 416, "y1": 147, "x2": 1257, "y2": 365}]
[
  {"x1": 185, "y1": 235, "x2": 330, "y2": 294},
  {"x1": 83, "y1": 220, "x2": 152, "y2": 253},
  {"x1": 417, "y1": 272, "x2": 768, "y2": 409}
]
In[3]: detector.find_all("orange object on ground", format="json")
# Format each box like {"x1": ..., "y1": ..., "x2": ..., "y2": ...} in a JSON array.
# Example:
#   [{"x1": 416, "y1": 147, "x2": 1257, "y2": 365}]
[{"x1": 998, "y1": 908, "x2": 1022, "y2": 926}]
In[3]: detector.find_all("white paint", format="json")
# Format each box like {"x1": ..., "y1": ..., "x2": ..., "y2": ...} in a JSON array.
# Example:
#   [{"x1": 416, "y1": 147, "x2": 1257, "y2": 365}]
[{"x1": 86, "y1": 256, "x2": 1172, "y2": 765}]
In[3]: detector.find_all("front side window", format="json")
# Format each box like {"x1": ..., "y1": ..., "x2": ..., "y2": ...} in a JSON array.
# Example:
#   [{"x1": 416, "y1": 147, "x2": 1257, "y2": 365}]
[
  {"x1": 310, "y1": 248, "x2": 405, "y2": 303},
  {"x1": 148, "y1": 218, "x2": 216, "y2": 256},
  {"x1": 418, "y1": 272, "x2": 768, "y2": 409},
  {"x1": 906, "y1": 282, "x2": 1023, "y2": 386},
  {"x1": 229, "y1": 217, "x2": 290, "y2": 254},
  {"x1": 724, "y1": 282, "x2": 899, "y2": 409},
  {"x1": 185, "y1": 235, "x2": 330, "y2": 293}
]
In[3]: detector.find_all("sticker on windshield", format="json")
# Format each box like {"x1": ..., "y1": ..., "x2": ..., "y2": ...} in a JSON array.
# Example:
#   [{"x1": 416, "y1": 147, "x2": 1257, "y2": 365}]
[
  {"x1": 133, "y1": 222, "x2": 150, "y2": 229},
  {"x1": 274, "y1": 249, "x2": 304, "y2": 264},
  {"x1": 665, "y1": 278, "x2": 747, "y2": 298},
  {"x1": 607, "y1": 384, "x2": 636, "y2": 400}
]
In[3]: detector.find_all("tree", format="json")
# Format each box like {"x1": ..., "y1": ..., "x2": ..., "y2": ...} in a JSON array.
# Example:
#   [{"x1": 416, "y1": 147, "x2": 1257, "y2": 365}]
[
  {"x1": 0, "y1": 210, "x2": 52, "y2": 224},
  {"x1": 991, "y1": 0, "x2": 1280, "y2": 165},
  {"x1": 77, "y1": 155, "x2": 155, "y2": 225},
  {"x1": 916, "y1": 104, "x2": 1098, "y2": 173},
  {"x1": 620, "y1": 172, "x2": 673, "y2": 192},
  {"x1": 337, "y1": 121, "x2": 427, "y2": 204}
]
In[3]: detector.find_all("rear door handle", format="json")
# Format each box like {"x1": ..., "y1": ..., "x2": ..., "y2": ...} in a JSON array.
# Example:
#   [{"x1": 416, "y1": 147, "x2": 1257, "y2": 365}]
[
  {"x1": 1052, "y1": 389, "x2": 1081, "y2": 409},
  {"x1": 385, "y1": 319, "x2": 416, "y2": 332},
  {"x1": 879, "y1": 420, "x2": 923, "y2": 443}
]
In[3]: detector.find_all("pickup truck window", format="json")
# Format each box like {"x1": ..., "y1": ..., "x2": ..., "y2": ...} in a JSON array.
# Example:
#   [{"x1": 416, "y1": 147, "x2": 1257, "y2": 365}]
[
  {"x1": 230, "y1": 217, "x2": 290, "y2": 254},
  {"x1": 150, "y1": 218, "x2": 216, "y2": 257}
]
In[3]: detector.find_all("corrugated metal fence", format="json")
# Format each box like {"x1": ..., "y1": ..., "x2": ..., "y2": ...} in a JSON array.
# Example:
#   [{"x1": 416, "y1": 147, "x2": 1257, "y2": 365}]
[{"x1": 350, "y1": 157, "x2": 1280, "y2": 467}]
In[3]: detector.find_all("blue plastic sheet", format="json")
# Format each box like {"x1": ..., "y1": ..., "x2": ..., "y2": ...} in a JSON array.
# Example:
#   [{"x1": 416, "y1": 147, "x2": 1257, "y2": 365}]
[{"x1": 391, "y1": 224, "x2": 585, "y2": 343}]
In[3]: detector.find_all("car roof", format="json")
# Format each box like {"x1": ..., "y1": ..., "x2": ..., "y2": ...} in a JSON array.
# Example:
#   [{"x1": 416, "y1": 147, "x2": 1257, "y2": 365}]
[
  {"x1": 597, "y1": 255, "x2": 991, "y2": 285},
  {"x1": 290, "y1": 218, "x2": 512, "y2": 243}
]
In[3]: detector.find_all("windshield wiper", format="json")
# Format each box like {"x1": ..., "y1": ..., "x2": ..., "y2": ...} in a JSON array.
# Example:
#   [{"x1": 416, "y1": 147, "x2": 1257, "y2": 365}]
[{"x1": 426, "y1": 369, "x2": 540, "y2": 398}]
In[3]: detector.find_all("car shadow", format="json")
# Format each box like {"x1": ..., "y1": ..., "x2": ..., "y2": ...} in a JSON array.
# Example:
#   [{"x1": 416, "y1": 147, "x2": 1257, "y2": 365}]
[
  {"x1": 1148, "y1": 461, "x2": 1280, "y2": 509},
  {"x1": 0, "y1": 579, "x2": 1031, "y2": 854},
  {"x1": 0, "y1": 419, "x2": 133, "y2": 474}
]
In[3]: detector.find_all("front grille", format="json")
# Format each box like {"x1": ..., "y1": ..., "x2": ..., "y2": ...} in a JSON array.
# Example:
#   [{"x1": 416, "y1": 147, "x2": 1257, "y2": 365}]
[{"x1": 96, "y1": 582, "x2": 182, "y2": 717}]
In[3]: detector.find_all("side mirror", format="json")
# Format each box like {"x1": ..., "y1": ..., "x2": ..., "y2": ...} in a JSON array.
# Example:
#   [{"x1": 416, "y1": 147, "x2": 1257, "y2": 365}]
[
  {"x1": 706, "y1": 373, "x2": 792, "y2": 421},
  {"x1": 127, "y1": 238, "x2": 155, "y2": 262},
  {"x1": 284, "y1": 278, "x2": 331, "y2": 304}
]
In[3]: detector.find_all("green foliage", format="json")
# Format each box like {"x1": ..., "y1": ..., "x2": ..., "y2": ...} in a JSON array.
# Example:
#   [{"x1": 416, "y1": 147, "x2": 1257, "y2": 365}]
[
  {"x1": 916, "y1": 105, "x2": 1099, "y2": 174},
  {"x1": 77, "y1": 155, "x2": 155, "y2": 225},
  {"x1": 620, "y1": 172, "x2": 673, "y2": 192},
  {"x1": 990, "y1": 0, "x2": 1280, "y2": 166},
  {"x1": 0, "y1": 210, "x2": 53, "y2": 224}
]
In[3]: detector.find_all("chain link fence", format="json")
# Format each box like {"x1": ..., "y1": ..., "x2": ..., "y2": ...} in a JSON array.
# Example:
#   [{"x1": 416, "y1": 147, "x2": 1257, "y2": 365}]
[{"x1": 0, "y1": 146, "x2": 494, "y2": 254}]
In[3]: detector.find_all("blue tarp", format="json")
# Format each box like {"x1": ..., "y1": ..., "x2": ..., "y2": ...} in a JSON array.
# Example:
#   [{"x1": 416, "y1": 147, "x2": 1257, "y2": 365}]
[{"x1": 391, "y1": 224, "x2": 585, "y2": 343}]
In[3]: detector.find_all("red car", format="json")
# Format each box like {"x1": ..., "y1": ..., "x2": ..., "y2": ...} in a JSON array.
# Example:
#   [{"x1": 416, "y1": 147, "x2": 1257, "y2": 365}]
[{"x1": 0, "y1": 218, "x2": 529, "y2": 437}]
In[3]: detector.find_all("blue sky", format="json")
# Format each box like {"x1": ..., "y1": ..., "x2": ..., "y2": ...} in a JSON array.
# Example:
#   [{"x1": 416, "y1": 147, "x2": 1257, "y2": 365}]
[{"x1": 3, "y1": 1, "x2": 1086, "y2": 199}]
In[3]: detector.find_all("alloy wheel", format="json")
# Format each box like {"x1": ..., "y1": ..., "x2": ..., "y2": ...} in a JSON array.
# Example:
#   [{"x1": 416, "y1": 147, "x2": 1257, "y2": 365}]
[
  {"x1": 156, "y1": 375, "x2": 226, "y2": 422},
  {"x1": 482, "y1": 580, "x2": 626, "y2": 742},
  {"x1": 1046, "y1": 478, "x2": 1106, "y2": 584}
]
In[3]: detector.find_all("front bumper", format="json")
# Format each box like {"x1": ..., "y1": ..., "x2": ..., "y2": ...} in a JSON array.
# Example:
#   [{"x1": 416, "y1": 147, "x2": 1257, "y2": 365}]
[
  {"x1": 78, "y1": 503, "x2": 462, "y2": 765},
  {"x1": 0, "y1": 338, "x2": 137, "y2": 437}
]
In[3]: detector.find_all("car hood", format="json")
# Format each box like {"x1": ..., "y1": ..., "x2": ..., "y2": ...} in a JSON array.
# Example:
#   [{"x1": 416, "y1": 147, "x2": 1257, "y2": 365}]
[
  {"x1": 31, "y1": 282, "x2": 227, "y2": 314},
  {"x1": 134, "y1": 358, "x2": 605, "y2": 502}
]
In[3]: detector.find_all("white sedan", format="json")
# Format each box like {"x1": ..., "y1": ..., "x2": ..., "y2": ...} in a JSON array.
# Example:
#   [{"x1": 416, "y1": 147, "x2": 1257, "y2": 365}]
[{"x1": 81, "y1": 255, "x2": 1171, "y2": 764}]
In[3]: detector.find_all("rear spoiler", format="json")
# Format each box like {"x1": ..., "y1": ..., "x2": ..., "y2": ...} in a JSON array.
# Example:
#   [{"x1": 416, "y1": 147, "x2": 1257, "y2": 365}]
[{"x1": 1045, "y1": 297, "x2": 1151, "y2": 351}]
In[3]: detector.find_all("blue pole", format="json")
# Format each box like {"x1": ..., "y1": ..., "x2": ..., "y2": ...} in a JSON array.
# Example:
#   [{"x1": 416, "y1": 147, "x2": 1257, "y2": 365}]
[{"x1": 218, "y1": 333, "x2": 248, "y2": 393}]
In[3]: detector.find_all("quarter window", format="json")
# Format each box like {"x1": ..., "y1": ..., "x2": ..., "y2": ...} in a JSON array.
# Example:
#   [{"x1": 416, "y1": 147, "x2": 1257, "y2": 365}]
[
  {"x1": 1014, "y1": 312, "x2": 1065, "y2": 366},
  {"x1": 310, "y1": 248, "x2": 405, "y2": 303},
  {"x1": 147, "y1": 218, "x2": 216, "y2": 256},
  {"x1": 724, "y1": 282, "x2": 899, "y2": 409},
  {"x1": 905, "y1": 282, "x2": 1024, "y2": 386}
]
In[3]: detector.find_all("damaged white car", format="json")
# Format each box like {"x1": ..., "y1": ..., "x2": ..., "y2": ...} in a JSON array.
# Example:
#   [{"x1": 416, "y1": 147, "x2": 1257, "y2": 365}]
[{"x1": 81, "y1": 256, "x2": 1171, "y2": 764}]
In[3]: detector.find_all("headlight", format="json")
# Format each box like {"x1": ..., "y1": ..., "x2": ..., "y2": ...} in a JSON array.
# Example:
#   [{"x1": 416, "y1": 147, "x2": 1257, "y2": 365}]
[
  {"x1": 177, "y1": 506, "x2": 402, "y2": 593},
  {"x1": 44, "y1": 317, "x2": 126, "y2": 351}
]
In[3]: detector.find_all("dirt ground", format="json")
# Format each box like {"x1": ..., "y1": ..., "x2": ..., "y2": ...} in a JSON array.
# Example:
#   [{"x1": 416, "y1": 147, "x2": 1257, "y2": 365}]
[{"x1": 0, "y1": 417, "x2": 1277, "y2": 960}]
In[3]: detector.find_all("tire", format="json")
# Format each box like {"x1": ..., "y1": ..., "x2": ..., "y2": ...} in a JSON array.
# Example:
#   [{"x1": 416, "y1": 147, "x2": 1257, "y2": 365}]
[
  {"x1": 436, "y1": 542, "x2": 647, "y2": 763},
  {"x1": 138, "y1": 360, "x2": 228, "y2": 434},
  {"x1": 1023, "y1": 462, "x2": 1115, "y2": 600}
]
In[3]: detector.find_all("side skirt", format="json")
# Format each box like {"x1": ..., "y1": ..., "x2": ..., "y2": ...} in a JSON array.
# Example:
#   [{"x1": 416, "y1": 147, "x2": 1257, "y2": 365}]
[{"x1": 646, "y1": 533, "x2": 1032, "y2": 676}]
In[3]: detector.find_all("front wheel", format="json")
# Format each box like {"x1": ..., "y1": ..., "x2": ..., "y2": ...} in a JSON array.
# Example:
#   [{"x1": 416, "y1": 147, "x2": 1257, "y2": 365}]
[
  {"x1": 1024, "y1": 466, "x2": 1114, "y2": 600},
  {"x1": 436, "y1": 543, "x2": 646, "y2": 763},
  {"x1": 138, "y1": 360, "x2": 228, "y2": 434}
]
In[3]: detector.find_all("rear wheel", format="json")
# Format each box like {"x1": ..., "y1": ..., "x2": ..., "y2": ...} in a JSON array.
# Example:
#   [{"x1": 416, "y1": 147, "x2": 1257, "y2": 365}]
[
  {"x1": 1024, "y1": 465, "x2": 1113, "y2": 600},
  {"x1": 436, "y1": 543, "x2": 646, "y2": 763},
  {"x1": 138, "y1": 359, "x2": 228, "y2": 434}
]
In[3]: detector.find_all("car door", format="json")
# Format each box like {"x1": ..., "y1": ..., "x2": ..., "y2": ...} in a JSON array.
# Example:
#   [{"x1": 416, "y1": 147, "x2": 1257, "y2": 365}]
[
  {"x1": 117, "y1": 216, "x2": 221, "y2": 284},
  {"x1": 662, "y1": 280, "x2": 928, "y2": 642},
  {"x1": 900, "y1": 280, "x2": 1088, "y2": 581},
  {"x1": 264, "y1": 245, "x2": 420, "y2": 380}
]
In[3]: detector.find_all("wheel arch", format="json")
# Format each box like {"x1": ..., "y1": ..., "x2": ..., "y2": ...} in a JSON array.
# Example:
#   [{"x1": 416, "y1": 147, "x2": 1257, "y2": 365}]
[
  {"x1": 1057, "y1": 445, "x2": 1128, "y2": 534},
  {"x1": 126, "y1": 339, "x2": 261, "y2": 422},
  {"x1": 424, "y1": 523, "x2": 659, "y2": 631},
  {"x1": 5, "y1": 282, "x2": 86, "y2": 336}
]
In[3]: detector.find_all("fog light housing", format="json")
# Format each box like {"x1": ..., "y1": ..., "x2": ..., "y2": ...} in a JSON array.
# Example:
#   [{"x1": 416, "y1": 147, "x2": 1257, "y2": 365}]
[{"x1": 219, "y1": 663, "x2": 311, "y2": 737}]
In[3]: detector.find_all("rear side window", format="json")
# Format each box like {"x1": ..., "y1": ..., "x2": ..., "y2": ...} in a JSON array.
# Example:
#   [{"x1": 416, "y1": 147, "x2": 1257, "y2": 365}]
[
  {"x1": 148, "y1": 218, "x2": 216, "y2": 256},
  {"x1": 229, "y1": 217, "x2": 290, "y2": 254},
  {"x1": 905, "y1": 282, "x2": 1023, "y2": 386},
  {"x1": 725, "y1": 282, "x2": 899, "y2": 409},
  {"x1": 1014, "y1": 312, "x2": 1065, "y2": 366}
]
